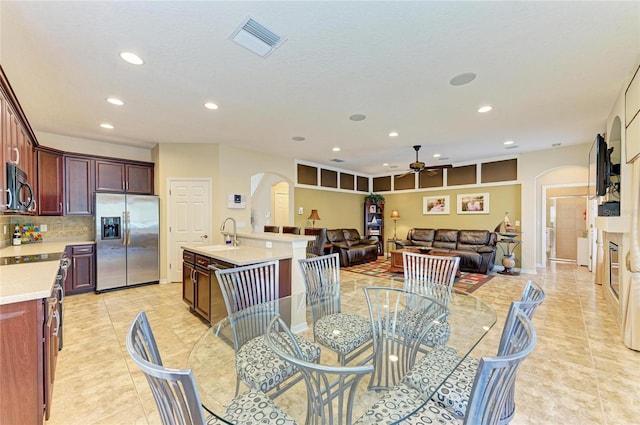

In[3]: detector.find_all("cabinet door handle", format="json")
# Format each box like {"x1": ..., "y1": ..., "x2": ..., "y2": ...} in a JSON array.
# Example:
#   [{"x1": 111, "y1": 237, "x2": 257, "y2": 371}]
[
  {"x1": 52, "y1": 310, "x2": 60, "y2": 337},
  {"x1": 59, "y1": 202, "x2": 63, "y2": 212},
  {"x1": 4, "y1": 189, "x2": 11, "y2": 208},
  {"x1": 122, "y1": 181, "x2": 125, "y2": 191},
  {"x1": 12, "y1": 147, "x2": 19, "y2": 164}
]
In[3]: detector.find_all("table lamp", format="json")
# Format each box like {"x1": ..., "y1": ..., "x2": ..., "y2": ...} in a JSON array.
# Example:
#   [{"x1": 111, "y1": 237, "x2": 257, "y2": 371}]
[
  {"x1": 390, "y1": 210, "x2": 400, "y2": 239},
  {"x1": 308, "y1": 209, "x2": 321, "y2": 228}
]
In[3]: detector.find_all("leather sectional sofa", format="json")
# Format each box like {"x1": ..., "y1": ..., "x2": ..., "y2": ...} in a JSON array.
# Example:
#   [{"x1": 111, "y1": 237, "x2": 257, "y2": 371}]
[
  {"x1": 394, "y1": 228, "x2": 497, "y2": 274},
  {"x1": 326, "y1": 228, "x2": 379, "y2": 267}
]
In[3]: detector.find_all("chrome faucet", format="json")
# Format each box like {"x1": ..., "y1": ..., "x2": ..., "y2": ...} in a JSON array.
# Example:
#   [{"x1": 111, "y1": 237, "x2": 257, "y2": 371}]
[{"x1": 220, "y1": 217, "x2": 238, "y2": 246}]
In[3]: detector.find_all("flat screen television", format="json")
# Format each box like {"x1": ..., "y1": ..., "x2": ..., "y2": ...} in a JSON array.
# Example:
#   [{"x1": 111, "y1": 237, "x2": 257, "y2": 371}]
[{"x1": 588, "y1": 134, "x2": 610, "y2": 198}]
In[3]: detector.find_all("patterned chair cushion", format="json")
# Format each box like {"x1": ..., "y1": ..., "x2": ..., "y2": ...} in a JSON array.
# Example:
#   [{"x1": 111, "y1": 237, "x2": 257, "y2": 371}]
[
  {"x1": 236, "y1": 334, "x2": 321, "y2": 393},
  {"x1": 402, "y1": 345, "x2": 460, "y2": 394},
  {"x1": 207, "y1": 390, "x2": 298, "y2": 424},
  {"x1": 353, "y1": 382, "x2": 425, "y2": 424},
  {"x1": 431, "y1": 356, "x2": 479, "y2": 417},
  {"x1": 399, "y1": 309, "x2": 451, "y2": 346},
  {"x1": 401, "y1": 400, "x2": 462, "y2": 424},
  {"x1": 314, "y1": 313, "x2": 373, "y2": 356}
]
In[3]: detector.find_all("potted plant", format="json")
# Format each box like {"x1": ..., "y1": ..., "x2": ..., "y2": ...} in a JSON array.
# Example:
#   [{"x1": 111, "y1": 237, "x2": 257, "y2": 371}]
[{"x1": 364, "y1": 193, "x2": 385, "y2": 204}]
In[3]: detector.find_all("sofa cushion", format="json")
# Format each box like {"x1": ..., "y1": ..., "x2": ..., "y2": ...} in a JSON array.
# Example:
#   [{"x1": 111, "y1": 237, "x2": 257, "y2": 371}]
[
  {"x1": 410, "y1": 228, "x2": 435, "y2": 243},
  {"x1": 457, "y1": 230, "x2": 491, "y2": 252},
  {"x1": 342, "y1": 228, "x2": 361, "y2": 243},
  {"x1": 432, "y1": 229, "x2": 458, "y2": 250},
  {"x1": 327, "y1": 229, "x2": 345, "y2": 243}
]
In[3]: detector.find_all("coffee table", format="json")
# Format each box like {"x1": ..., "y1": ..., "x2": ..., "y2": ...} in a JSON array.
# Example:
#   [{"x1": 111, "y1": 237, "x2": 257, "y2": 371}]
[{"x1": 389, "y1": 247, "x2": 462, "y2": 277}]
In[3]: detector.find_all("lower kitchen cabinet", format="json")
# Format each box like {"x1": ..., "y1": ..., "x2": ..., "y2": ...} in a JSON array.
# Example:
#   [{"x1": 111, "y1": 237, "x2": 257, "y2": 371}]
[
  {"x1": 64, "y1": 244, "x2": 96, "y2": 294},
  {"x1": 0, "y1": 293, "x2": 59, "y2": 425}
]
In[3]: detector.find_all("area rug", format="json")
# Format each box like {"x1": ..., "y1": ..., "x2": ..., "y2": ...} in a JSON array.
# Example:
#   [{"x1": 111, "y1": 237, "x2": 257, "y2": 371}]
[{"x1": 342, "y1": 256, "x2": 494, "y2": 294}]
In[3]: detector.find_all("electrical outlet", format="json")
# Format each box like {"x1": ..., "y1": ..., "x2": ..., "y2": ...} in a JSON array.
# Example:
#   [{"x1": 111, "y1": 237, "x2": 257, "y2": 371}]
[
  {"x1": 266, "y1": 241, "x2": 273, "y2": 248},
  {"x1": 515, "y1": 220, "x2": 520, "y2": 227},
  {"x1": 41, "y1": 224, "x2": 48, "y2": 232}
]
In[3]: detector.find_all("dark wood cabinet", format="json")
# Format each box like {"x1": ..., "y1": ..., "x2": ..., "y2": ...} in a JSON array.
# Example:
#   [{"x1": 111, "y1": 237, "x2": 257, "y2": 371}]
[
  {"x1": 364, "y1": 200, "x2": 384, "y2": 254},
  {"x1": 0, "y1": 298, "x2": 46, "y2": 425},
  {"x1": 64, "y1": 155, "x2": 94, "y2": 216},
  {"x1": 37, "y1": 148, "x2": 64, "y2": 215},
  {"x1": 96, "y1": 159, "x2": 153, "y2": 194},
  {"x1": 64, "y1": 244, "x2": 96, "y2": 294},
  {"x1": 182, "y1": 249, "x2": 291, "y2": 325}
]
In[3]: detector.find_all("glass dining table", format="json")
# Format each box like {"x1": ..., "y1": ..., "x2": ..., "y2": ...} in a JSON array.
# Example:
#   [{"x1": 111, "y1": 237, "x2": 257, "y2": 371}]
[{"x1": 187, "y1": 277, "x2": 497, "y2": 424}]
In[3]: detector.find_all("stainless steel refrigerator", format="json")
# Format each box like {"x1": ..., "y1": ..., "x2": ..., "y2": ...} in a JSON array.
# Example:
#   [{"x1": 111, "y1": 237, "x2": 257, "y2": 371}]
[{"x1": 95, "y1": 193, "x2": 160, "y2": 292}]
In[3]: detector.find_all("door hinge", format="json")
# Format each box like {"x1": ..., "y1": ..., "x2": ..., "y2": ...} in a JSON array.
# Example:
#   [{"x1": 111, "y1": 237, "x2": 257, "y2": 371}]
[
  {"x1": 169, "y1": 263, "x2": 172, "y2": 269},
  {"x1": 169, "y1": 226, "x2": 171, "y2": 232}
]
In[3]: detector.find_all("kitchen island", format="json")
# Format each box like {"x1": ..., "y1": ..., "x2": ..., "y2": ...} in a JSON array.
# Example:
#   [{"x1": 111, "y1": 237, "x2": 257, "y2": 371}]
[{"x1": 181, "y1": 243, "x2": 295, "y2": 325}]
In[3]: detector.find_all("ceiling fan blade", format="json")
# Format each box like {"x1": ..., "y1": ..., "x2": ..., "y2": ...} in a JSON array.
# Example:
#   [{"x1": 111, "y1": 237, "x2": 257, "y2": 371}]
[{"x1": 396, "y1": 170, "x2": 416, "y2": 179}]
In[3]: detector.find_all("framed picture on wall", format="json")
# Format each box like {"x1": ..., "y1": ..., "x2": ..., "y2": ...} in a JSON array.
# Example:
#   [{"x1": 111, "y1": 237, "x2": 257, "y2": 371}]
[
  {"x1": 423, "y1": 195, "x2": 450, "y2": 215},
  {"x1": 457, "y1": 193, "x2": 490, "y2": 214}
]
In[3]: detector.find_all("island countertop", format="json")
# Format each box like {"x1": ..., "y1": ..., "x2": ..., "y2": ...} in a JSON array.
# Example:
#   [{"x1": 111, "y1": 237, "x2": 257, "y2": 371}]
[
  {"x1": 0, "y1": 240, "x2": 94, "y2": 305},
  {"x1": 181, "y1": 244, "x2": 292, "y2": 266}
]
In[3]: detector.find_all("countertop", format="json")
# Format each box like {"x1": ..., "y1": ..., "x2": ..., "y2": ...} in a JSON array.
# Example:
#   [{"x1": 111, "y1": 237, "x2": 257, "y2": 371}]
[
  {"x1": 0, "y1": 240, "x2": 94, "y2": 305},
  {"x1": 181, "y1": 244, "x2": 292, "y2": 266}
]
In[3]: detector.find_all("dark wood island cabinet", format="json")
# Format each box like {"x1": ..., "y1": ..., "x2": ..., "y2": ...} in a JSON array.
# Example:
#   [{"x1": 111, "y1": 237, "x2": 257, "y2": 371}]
[{"x1": 182, "y1": 248, "x2": 291, "y2": 325}]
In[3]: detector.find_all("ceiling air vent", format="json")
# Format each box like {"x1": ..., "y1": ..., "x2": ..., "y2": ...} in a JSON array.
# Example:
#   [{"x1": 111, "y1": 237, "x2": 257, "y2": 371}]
[
  {"x1": 230, "y1": 17, "x2": 287, "y2": 58},
  {"x1": 330, "y1": 158, "x2": 345, "y2": 163}
]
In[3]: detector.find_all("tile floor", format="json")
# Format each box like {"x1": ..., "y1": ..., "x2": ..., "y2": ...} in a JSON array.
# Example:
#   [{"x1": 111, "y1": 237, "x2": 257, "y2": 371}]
[{"x1": 46, "y1": 262, "x2": 639, "y2": 425}]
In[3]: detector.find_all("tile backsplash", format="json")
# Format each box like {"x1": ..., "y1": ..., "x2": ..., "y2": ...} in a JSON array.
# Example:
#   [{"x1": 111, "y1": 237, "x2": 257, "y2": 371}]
[{"x1": 0, "y1": 215, "x2": 94, "y2": 248}]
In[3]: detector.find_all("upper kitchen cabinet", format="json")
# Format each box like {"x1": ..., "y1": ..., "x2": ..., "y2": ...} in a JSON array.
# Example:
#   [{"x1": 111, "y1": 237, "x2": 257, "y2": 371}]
[
  {"x1": 64, "y1": 155, "x2": 94, "y2": 216},
  {"x1": 95, "y1": 159, "x2": 154, "y2": 194},
  {"x1": 1, "y1": 66, "x2": 39, "y2": 215},
  {"x1": 37, "y1": 148, "x2": 64, "y2": 216}
]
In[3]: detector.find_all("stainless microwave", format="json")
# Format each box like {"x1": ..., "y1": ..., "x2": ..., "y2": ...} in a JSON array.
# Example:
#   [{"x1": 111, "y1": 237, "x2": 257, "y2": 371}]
[{"x1": 5, "y1": 163, "x2": 34, "y2": 212}]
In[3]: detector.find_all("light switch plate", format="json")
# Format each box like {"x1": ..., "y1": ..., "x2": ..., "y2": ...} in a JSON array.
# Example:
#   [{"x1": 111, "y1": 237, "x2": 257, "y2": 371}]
[
  {"x1": 266, "y1": 241, "x2": 273, "y2": 248},
  {"x1": 41, "y1": 224, "x2": 48, "y2": 232},
  {"x1": 298, "y1": 207, "x2": 304, "y2": 215},
  {"x1": 515, "y1": 220, "x2": 520, "y2": 226}
]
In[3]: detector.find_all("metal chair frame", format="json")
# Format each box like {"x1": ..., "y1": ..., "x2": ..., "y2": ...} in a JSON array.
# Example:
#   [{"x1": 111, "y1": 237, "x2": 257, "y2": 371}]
[
  {"x1": 402, "y1": 251, "x2": 460, "y2": 307},
  {"x1": 299, "y1": 253, "x2": 373, "y2": 365},
  {"x1": 363, "y1": 286, "x2": 448, "y2": 391},
  {"x1": 265, "y1": 315, "x2": 374, "y2": 425},
  {"x1": 126, "y1": 311, "x2": 212, "y2": 425}
]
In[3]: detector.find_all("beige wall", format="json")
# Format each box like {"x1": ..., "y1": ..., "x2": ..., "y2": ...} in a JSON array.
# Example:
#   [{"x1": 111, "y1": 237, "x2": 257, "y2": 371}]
[
  {"x1": 293, "y1": 188, "x2": 363, "y2": 231},
  {"x1": 154, "y1": 143, "x2": 295, "y2": 282},
  {"x1": 36, "y1": 131, "x2": 153, "y2": 162}
]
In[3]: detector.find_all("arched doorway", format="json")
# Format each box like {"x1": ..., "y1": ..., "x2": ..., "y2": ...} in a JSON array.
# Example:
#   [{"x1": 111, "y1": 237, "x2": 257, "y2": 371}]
[{"x1": 250, "y1": 172, "x2": 292, "y2": 232}]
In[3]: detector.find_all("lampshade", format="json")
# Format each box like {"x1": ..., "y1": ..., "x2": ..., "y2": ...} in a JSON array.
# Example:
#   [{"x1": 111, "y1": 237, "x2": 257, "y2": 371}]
[
  {"x1": 308, "y1": 209, "x2": 321, "y2": 221},
  {"x1": 390, "y1": 210, "x2": 400, "y2": 220}
]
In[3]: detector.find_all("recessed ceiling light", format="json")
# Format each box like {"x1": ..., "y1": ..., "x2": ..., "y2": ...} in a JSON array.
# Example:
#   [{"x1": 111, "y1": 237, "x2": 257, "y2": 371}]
[
  {"x1": 349, "y1": 114, "x2": 366, "y2": 121},
  {"x1": 382, "y1": 163, "x2": 389, "y2": 166},
  {"x1": 292, "y1": 136, "x2": 306, "y2": 142},
  {"x1": 433, "y1": 153, "x2": 441, "y2": 158},
  {"x1": 332, "y1": 147, "x2": 341, "y2": 152},
  {"x1": 389, "y1": 131, "x2": 399, "y2": 137},
  {"x1": 100, "y1": 123, "x2": 114, "y2": 129},
  {"x1": 106, "y1": 97, "x2": 124, "y2": 106},
  {"x1": 119, "y1": 51, "x2": 144, "y2": 65},
  {"x1": 504, "y1": 140, "x2": 515, "y2": 145},
  {"x1": 449, "y1": 72, "x2": 476, "y2": 86},
  {"x1": 204, "y1": 102, "x2": 219, "y2": 110},
  {"x1": 478, "y1": 105, "x2": 493, "y2": 113}
]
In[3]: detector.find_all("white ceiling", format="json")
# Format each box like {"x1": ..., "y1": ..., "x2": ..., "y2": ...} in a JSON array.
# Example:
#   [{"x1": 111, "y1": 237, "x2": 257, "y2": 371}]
[{"x1": 1, "y1": 1, "x2": 639, "y2": 175}]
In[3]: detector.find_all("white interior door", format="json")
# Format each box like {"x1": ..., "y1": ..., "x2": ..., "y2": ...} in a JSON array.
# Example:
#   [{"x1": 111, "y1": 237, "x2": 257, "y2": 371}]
[
  {"x1": 168, "y1": 179, "x2": 211, "y2": 282},
  {"x1": 274, "y1": 191, "x2": 289, "y2": 227}
]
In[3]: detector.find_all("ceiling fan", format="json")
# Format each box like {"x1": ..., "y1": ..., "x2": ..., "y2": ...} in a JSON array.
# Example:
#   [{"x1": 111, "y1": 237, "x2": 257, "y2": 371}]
[{"x1": 399, "y1": 145, "x2": 452, "y2": 177}]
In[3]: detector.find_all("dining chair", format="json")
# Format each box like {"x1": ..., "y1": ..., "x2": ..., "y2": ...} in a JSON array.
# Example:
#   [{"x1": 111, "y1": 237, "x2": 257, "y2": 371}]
[
  {"x1": 402, "y1": 252, "x2": 460, "y2": 346},
  {"x1": 215, "y1": 261, "x2": 321, "y2": 397},
  {"x1": 363, "y1": 286, "x2": 449, "y2": 391},
  {"x1": 264, "y1": 225, "x2": 280, "y2": 233},
  {"x1": 265, "y1": 315, "x2": 374, "y2": 425},
  {"x1": 430, "y1": 280, "x2": 546, "y2": 423},
  {"x1": 299, "y1": 253, "x2": 373, "y2": 365},
  {"x1": 283, "y1": 226, "x2": 301, "y2": 235},
  {"x1": 356, "y1": 303, "x2": 538, "y2": 425},
  {"x1": 126, "y1": 311, "x2": 297, "y2": 425}
]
